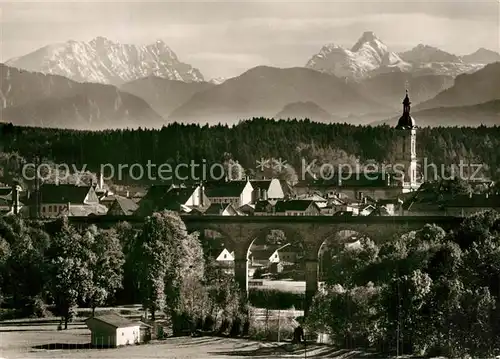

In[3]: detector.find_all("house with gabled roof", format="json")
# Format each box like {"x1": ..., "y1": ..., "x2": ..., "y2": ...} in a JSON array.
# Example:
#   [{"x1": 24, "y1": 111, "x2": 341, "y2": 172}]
[
  {"x1": 25, "y1": 184, "x2": 106, "y2": 218},
  {"x1": 203, "y1": 203, "x2": 240, "y2": 216},
  {"x1": 107, "y1": 196, "x2": 139, "y2": 216},
  {"x1": 214, "y1": 244, "x2": 236, "y2": 274},
  {"x1": 250, "y1": 178, "x2": 294, "y2": 202},
  {"x1": 249, "y1": 243, "x2": 299, "y2": 273},
  {"x1": 294, "y1": 172, "x2": 412, "y2": 201},
  {"x1": 254, "y1": 200, "x2": 276, "y2": 215},
  {"x1": 297, "y1": 193, "x2": 328, "y2": 208},
  {"x1": 135, "y1": 184, "x2": 207, "y2": 216},
  {"x1": 320, "y1": 197, "x2": 347, "y2": 215},
  {"x1": 204, "y1": 179, "x2": 253, "y2": 208},
  {"x1": 85, "y1": 313, "x2": 142, "y2": 347},
  {"x1": 237, "y1": 203, "x2": 255, "y2": 216},
  {"x1": 274, "y1": 200, "x2": 321, "y2": 216}
]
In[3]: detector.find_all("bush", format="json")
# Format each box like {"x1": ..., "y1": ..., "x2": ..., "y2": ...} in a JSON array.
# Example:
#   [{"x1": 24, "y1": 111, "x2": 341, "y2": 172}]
[
  {"x1": 242, "y1": 318, "x2": 250, "y2": 337},
  {"x1": 218, "y1": 318, "x2": 231, "y2": 335},
  {"x1": 0, "y1": 308, "x2": 21, "y2": 320},
  {"x1": 203, "y1": 315, "x2": 215, "y2": 332},
  {"x1": 253, "y1": 267, "x2": 265, "y2": 279},
  {"x1": 171, "y1": 311, "x2": 194, "y2": 336},
  {"x1": 229, "y1": 316, "x2": 242, "y2": 337}
]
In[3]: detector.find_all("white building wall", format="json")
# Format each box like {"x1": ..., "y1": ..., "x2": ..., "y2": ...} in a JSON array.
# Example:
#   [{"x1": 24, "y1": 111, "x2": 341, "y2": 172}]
[
  {"x1": 267, "y1": 179, "x2": 285, "y2": 200},
  {"x1": 187, "y1": 186, "x2": 201, "y2": 206},
  {"x1": 240, "y1": 181, "x2": 254, "y2": 206},
  {"x1": 115, "y1": 326, "x2": 140, "y2": 346}
]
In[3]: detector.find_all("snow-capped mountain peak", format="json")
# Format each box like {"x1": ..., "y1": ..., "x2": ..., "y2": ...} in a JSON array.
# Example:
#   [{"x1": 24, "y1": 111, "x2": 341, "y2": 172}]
[
  {"x1": 306, "y1": 32, "x2": 487, "y2": 80},
  {"x1": 306, "y1": 31, "x2": 409, "y2": 80},
  {"x1": 351, "y1": 31, "x2": 387, "y2": 53},
  {"x1": 6, "y1": 37, "x2": 204, "y2": 85}
]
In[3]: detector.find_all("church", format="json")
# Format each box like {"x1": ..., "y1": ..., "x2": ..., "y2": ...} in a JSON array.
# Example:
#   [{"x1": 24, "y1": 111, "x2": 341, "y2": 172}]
[{"x1": 295, "y1": 90, "x2": 422, "y2": 201}]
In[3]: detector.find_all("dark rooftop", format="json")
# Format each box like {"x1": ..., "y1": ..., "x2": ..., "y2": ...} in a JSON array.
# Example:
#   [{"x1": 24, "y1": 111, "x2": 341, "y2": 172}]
[
  {"x1": 31, "y1": 184, "x2": 93, "y2": 204},
  {"x1": 110, "y1": 196, "x2": 139, "y2": 215},
  {"x1": 205, "y1": 180, "x2": 249, "y2": 198},
  {"x1": 86, "y1": 313, "x2": 138, "y2": 328},
  {"x1": 275, "y1": 200, "x2": 318, "y2": 212}
]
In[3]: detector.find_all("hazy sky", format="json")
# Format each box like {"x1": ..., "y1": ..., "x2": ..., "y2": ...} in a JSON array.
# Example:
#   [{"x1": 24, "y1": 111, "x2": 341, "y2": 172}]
[{"x1": 1, "y1": 0, "x2": 499, "y2": 79}]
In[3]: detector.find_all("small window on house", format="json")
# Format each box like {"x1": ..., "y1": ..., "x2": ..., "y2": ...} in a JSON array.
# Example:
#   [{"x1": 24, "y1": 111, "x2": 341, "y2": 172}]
[
  {"x1": 122, "y1": 332, "x2": 124, "y2": 336},
  {"x1": 224, "y1": 254, "x2": 227, "y2": 259},
  {"x1": 42, "y1": 207, "x2": 46, "y2": 212}
]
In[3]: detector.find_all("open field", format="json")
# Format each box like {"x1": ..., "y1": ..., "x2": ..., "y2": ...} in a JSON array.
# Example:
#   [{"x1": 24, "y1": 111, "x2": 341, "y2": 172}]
[{"x1": 0, "y1": 323, "x2": 373, "y2": 359}]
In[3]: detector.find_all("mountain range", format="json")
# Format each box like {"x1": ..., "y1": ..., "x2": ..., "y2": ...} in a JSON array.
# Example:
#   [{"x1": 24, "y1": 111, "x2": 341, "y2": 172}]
[
  {"x1": 5, "y1": 37, "x2": 204, "y2": 85},
  {"x1": 0, "y1": 64, "x2": 163, "y2": 130},
  {"x1": 2, "y1": 32, "x2": 500, "y2": 129},
  {"x1": 166, "y1": 66, "x2": 387, "y2": 125},
  {"x1": 120, "y1": 77, "x2": 215, "y2": 119}
]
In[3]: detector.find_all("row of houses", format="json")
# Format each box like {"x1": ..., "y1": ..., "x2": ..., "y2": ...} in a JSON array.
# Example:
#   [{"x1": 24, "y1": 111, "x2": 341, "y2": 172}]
[
  {"x1": 1, "y1": 173, "x2": 499, "y2": 219},
  {"x1": 216, "y1": 241, "x2": 302, "y2": 277}
]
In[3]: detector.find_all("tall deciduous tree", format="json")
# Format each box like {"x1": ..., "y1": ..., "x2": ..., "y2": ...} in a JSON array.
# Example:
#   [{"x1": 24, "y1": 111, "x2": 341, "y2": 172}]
[
  {"x1": 47, "y1": 219, "x2": 93, "y2": 329},
  {"x1": 0, "y1": 217, "x2": 49, "y2": 316},
  {"x1": 135, "y1": 211, "x2": 201, "y2": 321},
  {"x1": 87, "y1": 228, "x2": 125, "y2": 316}
]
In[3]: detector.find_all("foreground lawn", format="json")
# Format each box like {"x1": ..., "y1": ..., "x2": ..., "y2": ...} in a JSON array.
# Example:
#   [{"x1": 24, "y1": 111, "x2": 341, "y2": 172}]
[{"x1": 0, "y1": 323, "x2": 354, "y2": 359}]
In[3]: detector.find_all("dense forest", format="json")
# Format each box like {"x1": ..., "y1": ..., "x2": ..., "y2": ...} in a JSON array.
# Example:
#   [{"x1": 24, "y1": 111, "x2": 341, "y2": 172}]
[{"x1": 1, "y1": 119, "x2": 500, "y2": 185}]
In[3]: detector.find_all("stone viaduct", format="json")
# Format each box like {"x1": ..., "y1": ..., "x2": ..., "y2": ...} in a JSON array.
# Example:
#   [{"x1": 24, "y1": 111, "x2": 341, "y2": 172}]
[{"x1": 66, "y1": 215, "x2": 464, "y2": 315}]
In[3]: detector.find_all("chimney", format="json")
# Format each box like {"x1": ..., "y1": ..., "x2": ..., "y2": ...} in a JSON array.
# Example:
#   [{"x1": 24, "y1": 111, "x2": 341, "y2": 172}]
[
  {"x1": 469, "y1": 191, "x2": 473, "y2": 198},
  {"x1": 199, "y1": 184, "x2": 205, "y2": 207},
  {"x1": 98, "y1": 170, "x2": 104, "y2": 190},
  {"x1": 486, "y1": 192, "x2": 489, "y2": 199}
]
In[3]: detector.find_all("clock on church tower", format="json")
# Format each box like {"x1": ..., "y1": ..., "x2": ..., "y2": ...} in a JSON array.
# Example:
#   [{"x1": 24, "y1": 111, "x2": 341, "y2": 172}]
[{"x1": 395, "y1": 90, "x2": 418, "y2": 191}]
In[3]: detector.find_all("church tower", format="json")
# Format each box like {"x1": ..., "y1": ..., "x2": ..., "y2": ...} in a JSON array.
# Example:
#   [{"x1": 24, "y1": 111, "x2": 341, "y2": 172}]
[{"x1": 395, "y1": 90, "x2": 418, "y2": 191}]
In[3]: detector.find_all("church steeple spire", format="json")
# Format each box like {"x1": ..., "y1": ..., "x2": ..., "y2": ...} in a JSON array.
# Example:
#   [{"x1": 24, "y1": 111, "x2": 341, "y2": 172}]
[
  {"x1": 403, "y1": 89, "x2": 411, "y2": 114},
  {"x1": 396, "y1": 88, "x2": 416, "y2": 130}
]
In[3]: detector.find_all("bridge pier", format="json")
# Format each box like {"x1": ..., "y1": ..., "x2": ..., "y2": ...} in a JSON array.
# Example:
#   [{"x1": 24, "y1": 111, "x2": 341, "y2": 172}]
[
  {"x1": 304, "y1": 259, "x2": 319, "y2": 318},
  {"x1": 234, "y1": 258, "x2": 249, "y2": 297}
]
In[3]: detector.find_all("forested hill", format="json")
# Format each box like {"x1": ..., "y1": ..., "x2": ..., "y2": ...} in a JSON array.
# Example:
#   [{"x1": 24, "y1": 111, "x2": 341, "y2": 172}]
[{"x1": 1, "y1": 119, "x2": 500, "y2": 184}]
